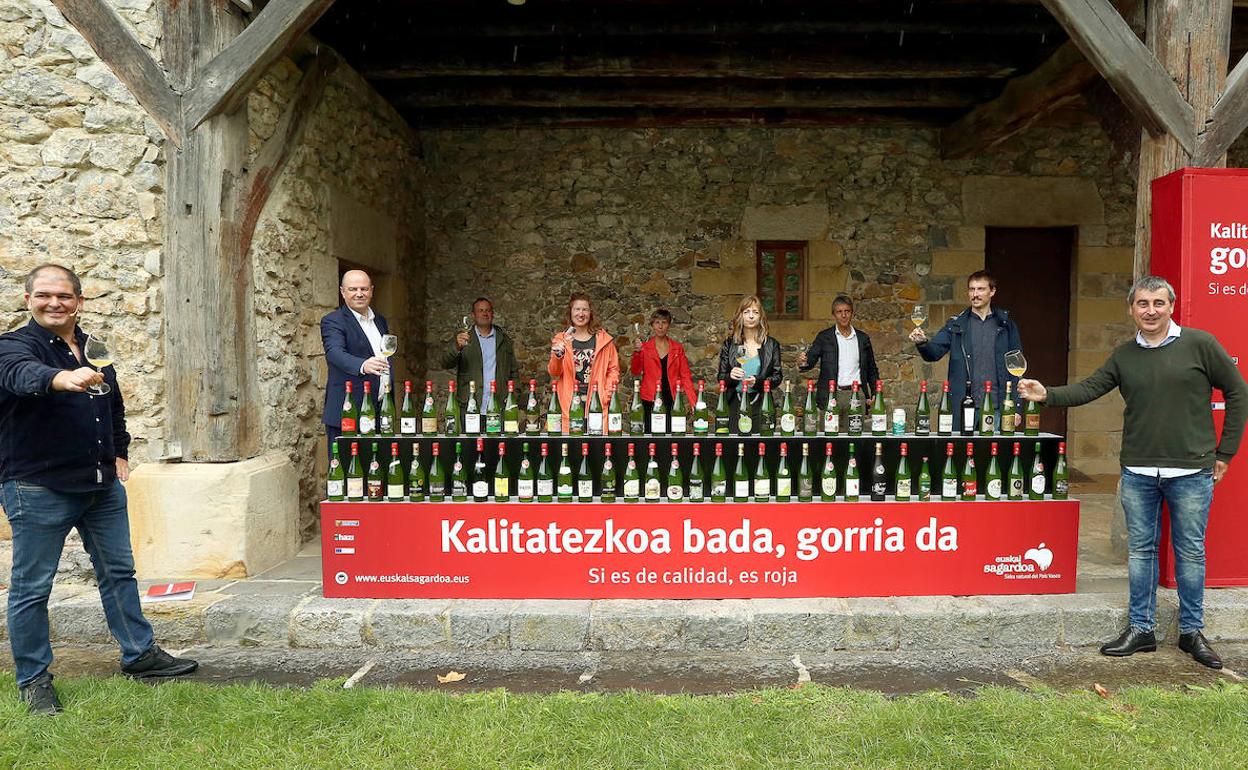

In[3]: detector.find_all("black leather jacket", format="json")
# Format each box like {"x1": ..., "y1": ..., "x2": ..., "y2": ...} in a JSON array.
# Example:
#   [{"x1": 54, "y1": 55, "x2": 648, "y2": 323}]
[{"x1": 716, "y1": 336, "x2": 783, "y2": 406}]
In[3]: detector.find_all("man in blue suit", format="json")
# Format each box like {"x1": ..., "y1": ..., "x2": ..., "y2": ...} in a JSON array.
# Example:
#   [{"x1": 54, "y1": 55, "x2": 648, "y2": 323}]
[{"x1": 321, "y1": 269, "x2": 390, "y2": 457}]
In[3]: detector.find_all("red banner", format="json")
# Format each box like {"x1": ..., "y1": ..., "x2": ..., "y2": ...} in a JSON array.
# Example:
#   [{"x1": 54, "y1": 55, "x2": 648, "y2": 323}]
[{"x1": 321, "y1": 501, "x2": 1079, "y2": 599}]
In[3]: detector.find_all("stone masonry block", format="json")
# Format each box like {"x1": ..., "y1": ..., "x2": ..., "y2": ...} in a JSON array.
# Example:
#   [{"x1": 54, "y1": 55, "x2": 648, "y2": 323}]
[
  {"x1": 680, "y1": 600, "x2": 751, "y2": 651},
  {"x1": 808, "y1": 240, "x2": 845, "y2": 268},
  {"x1": 720, "y1": 241, "x2": 755, "y2": 269},
  {"x1": 1074, "y1": 298, "x2": 1129, "y2": 326},
  {"x1": 367, "y1": 600, "x2": 452, "y2": 650},
  {"x1": 48, "y1": 591, "x2": 112, "y2": 644},
  {"x1": 140, "y1": 594, "x2": 220, "y2": 646},
  {"x1": 741, "y1": 204, "x2": 829, "y2": 240},
  {"x1": 931, "y1": 249, "x2": 983, "y2": 277},
  {"x1": 204, "y1": 593, "x2": 307, "y2": 646},
  {"x1": 948, "y1": 226, "x2": 986, "y2": 250},
  {"x1": 1054, "y1": 594, "x2": 1128, "y2": 646},
  {"x1": 1078, "y1": 246, "x2": 1133, "y2": 274},
  {"x1": 750, "y1": 598, "x2": 851, "y2": 652},
  {"x1": 1154, "y1": 590, "x2": 1180, "y2": 642},
  {"x1": 1202, "y1": 588, "x2": 1248, "y2": 642},
  {"x1": 962, "y1": 176, "x2": 1105, "y2": 227},
  {"x1": 978, "y1": 596, "x2": 1062, "y2": 648},
  {"x1": 693, "y1": 266, "x2": 754, "y2": 296},
  {"x1": 1078, "y1": 225, "x2": 1109, "y2": 247},
  {"x1": 510, "y1": 600, "x2": 590, "y2": 651},
  {"x1": 845, "y1": 597, "x2": 900, "y2": 651},
  {"x1": 895, "y1": 596, "x2": 994, "y2": 650},
  {"x1": 591, "y1": 599, "x2": 685, "y2": 652},
  {"x1": 291, "y1": 597, "x2": 372, "y2": 648},
  {"x1": 808, "y1": 265, "x2": 850, "y2": 295},
  {"x1": 448, "y1": 600, "x2": 514, "y2": 650}
]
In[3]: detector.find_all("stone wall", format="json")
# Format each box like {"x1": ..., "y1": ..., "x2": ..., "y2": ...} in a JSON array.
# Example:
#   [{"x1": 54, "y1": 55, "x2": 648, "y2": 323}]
[{"x1": 416, "y1": 123, "x2": 1139, "y2": 474}]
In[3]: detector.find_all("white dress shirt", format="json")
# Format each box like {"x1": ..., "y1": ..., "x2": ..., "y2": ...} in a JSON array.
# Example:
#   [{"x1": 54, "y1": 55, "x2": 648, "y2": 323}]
[
  {"x1": 350, "y1": 306, "x2": 383, "y2": 374},
  {"x1": 837, "y1": 326, "x2": 861, "y2": 386}
]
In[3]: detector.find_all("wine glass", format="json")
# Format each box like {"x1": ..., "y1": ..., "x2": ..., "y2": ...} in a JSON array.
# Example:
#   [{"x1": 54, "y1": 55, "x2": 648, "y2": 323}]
[
  {"x1": 83, "y1": 334, "x2": 112, "y2": 395},
  {"x1": 380, "y1": 334, "x2": 398, "y2": 358},
  {"x1": 461, "y1": 315, "x2": 471, "y2": 332},
  {"x1": 1005, "y1": 350, "x2": 1027, "y2": 378},
  {"x1": 910, "y1": 304, "x2": 928, "y2": 328}
]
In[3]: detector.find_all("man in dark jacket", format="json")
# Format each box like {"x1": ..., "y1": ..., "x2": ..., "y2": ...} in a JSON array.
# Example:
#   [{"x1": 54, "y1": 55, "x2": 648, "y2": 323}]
[
  {"x1": 910, "y1": 270, "x2": 1022, "y2": 431},
  {"x1": 798, "y1": 294, "x2": 880, "y2": 411},
  {"x1": 321, "y1": 270, "x2": 390, "y2": 456},
  {"x1": 440, "y1": 297, "x2": 520, "y2": 411}
]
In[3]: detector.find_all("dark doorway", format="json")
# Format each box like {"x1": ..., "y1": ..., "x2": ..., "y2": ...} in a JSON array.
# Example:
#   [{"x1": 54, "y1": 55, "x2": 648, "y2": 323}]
[{"x1": 985, "y1": 227, "x2": 1074, "y2": 437}]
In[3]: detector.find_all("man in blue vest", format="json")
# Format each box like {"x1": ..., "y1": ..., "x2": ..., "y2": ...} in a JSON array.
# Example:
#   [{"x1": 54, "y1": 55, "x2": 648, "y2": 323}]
[{"x1": 321, "y1": 270, "x2": 390, "y2": 457}]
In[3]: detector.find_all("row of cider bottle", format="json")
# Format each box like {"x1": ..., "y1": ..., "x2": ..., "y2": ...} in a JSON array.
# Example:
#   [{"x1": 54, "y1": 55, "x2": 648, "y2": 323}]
[
  {"x1": 327, "y1": 438, "x2": 1067, "y2": 503},
  {"x1": 339, "y1": 377, "x2": 1042, "y2": 438}
]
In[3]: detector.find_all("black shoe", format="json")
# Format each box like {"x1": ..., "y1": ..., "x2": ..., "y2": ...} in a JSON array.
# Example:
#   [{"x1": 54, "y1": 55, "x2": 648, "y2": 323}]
[
  {"x1": 121, "y1": 645, "x2": 199, "y2": 680},
  {"x1": 1099, "y1": 627, "x2": 1157, "y2": 657},
  {"x1": 1179, "y1": 631, "x2": 1223, "y2": 669},
  {"x1": 19, "y1": 674, "x2": 62, "y2": 716}
]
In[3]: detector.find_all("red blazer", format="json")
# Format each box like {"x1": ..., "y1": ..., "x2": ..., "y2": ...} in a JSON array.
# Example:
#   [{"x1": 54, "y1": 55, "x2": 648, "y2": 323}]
[{"x1": 629, "y1": 338, "x2": 697, "y2": 404}]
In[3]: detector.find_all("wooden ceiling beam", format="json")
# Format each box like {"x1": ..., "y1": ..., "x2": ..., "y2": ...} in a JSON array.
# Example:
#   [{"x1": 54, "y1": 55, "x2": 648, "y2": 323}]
[{"x1": 401, "y1": 108, "x2": 957, "y2": 130}]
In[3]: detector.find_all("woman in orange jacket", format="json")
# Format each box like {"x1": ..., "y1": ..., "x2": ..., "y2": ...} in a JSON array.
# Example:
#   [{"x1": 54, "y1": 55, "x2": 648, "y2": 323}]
[
  {"x1": 547, "y1": 293, "x2": 620, "y2": 432},
  {"x1": 628, "y1": 308, "x2": 697, "y2": 427}
]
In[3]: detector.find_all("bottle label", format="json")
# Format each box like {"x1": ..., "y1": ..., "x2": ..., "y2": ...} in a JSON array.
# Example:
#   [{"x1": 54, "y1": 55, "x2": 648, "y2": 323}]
[
  {"x1": 1055, "y1": 480, "x2": 1068, "y2": 497},
  {"x1": 715, "y1": 416, "x2": 730, "y2": 434},
  {"x1": 666, "y1": 485, "x2": 684, "y2": 500},
  {"x1": 963, "y1": 480, "x2": 977, "y2": 496},
  {"x1": 400, "y1": 417, "x2": 416, "y2": 434},
  {"x1": 916, "y1": 415, "x2": 930, "y2": 434},
  {"x1": 938, "y1": 414, "x2": 953, "y2": 433},
  {"x1": 711, "y1": 481, "x2": 726, "y2": 498},
  {"x1": 1009, "y1": 478, "x2": 1024, "y2": 497},
  {"x1": 485, "y1": 415, "x2": 502, "y2": 434},
  {"x1": 327, "y1": 480, "x2": 344, "y2": 498},
  {"x1": 689, "y1": 485, "x2": 704, "y2": 501},
  {"x1": 895, "y1": 479, "x2": 911, "y2": 498},
  {"x1": 424, "y1": 397, "x2": 434, "y2": 411},
  {"x1": 578, "y1": 480, "x2": 594, "y2": 498},
  {"x1": 845, "y1": 479, "x2": 859, "y2": 497},
  {"x1": 754, "y1": 480, "x2": 771, "y2": 497},
  {"x1": 871, "y1": 481, "x2": 887, "y2": 497},
  {"x1": 569, "y1": 418, "x2": 585, "y2": 434},
  {"x1": 651, "y1": 414, "x2": 667, "y2": 433},
  {"x1": 963, "y1": 408, "x2": 976, "y2": 428},
  {"x1": 444, "y1": 417, "x2": 459, "y2": 435},
  {"x1": 670, "y1": 415, "x2": 687, "y2": 434},
  {"x1": 1031, "y1": 475, "x2": 1047, "y2": 494},
  {"x1": 607, "y1": 414, "x2": 623, "y2": 433},
  {"x1": 804, "y1": 413, "x2": 818, "y2": 433},
  {"x1": 387, "y1": 484, "x2": 405, "y2": 498},
  {"x1": 494, "y1": 479, "x2": 509, "y2": 497},
  {"x1": 588, "y1": 413, "x2": 604, "y2": 434},
  {"x1": 870, "y1": 414, "x2": 886, "y2": 432},
  {"x1": 367, "y1": 479, "x2": 383, "y2": 497},
  {"x1": 504, "y1": 420, "x2": 519, "y2": 434},
  {"x1": 472, "y1": 481, "x2": 489, "y2": 498},
  {"x1": 1001, "y1": 412, "x2": 1016, "y2": 433},
  {"x1": 547, "y1": 414, "x2": 562, "y2": 433},
  {"x1": 340, "y1": 417, "x2": 357, "y2": 434},
  {"x1": 824, "y1": 411, "x2": 839, "y2": 434},
  {"x1": 734, "y1": 480, "x2": 750, "y2": 497},
  {"x1": 452, "y1": 480, "x2": 467, "y2": 496},
  {"x1": 347, "y1": 478, "x2": 364, "y2": 498},
  {"x1": 557, "y1": 482, "x2": 573, "y2": 496},
  {"x1": 623, "y1": 479, "x2": 640, "y2": 497},
  {"x1": 537, "y1": 479, "x2": 554, "y2": 496},
  {"x1": 525, "y1": 417, "x2": 540, "y2": 433},
  {"x1": 776, "y1": 478, "x2": 792, "y2": 496},
  {"x1": 518, "y1": 479, "x2": 534, "y2": 498},
  {"x1": 981, "y1": 414, "x2": 995, "y2": 433},
  {"x1": 1026, "y1": 413, "x2": 1041, "y2": 430},
  {"x1": 942, "y1": 479, "x2": 957, "y2": 498},
  {"x1": 692, "y1": 417, "x2": 709, "y2": 434},
  {"x1": 379, "y1": 416, "x2": 392, "y2": 435},
  {"x1": 780, "y1": 414, "x2": 796, "y2": 433},
  {"x1": 848, "y1": 414, "x2": 863, "y2": 433},
  {"x1": 421, "y1": 418, "x2": 437, "y2": 434},
  {"x1": 821, "y1": 477, "x2": 837, "y2": 496},
  {"x1": 644, "y1": 479, "x2": 661, "y2": 499},
  {"x1": 629, "y1": 419, "x2": 645, "y2": 435},
  {"x1": 986, "y1": 479, "x2": 1002, "y2": 499}
]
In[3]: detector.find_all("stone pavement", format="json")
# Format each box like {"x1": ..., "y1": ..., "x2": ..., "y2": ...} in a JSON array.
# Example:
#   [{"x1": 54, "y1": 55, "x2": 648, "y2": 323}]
[{"x1": 3, "y1": 492, "x2": 1247, "y2": 659}]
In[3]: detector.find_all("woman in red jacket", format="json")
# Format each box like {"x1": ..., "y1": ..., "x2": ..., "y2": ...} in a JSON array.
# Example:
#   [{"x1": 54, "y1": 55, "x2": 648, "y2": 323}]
[{"x1": 628, "y1": 309, "x2": 697, "y2": 425}]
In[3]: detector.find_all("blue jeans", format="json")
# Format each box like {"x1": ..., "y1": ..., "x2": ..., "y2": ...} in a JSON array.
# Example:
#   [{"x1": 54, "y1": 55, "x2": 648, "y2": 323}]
[
  {"x1": 2, "y1": 480, "x2": 154, "y2": 688},
  {"x1": 1119, "y1": 468, "x2": 1215, "y2": 634}
]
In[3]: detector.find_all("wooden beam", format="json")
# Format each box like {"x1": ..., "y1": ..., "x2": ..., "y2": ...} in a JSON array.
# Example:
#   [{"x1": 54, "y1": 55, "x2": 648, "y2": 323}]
[
  {"x1": 183, "y1": 0, "x2": 335, "y2": 131},
  {"x1": 400, "y1": 108, "x2": 958, "y2": 130},
  {"x1": 50, "y1": 0, "x2": 182, "y2": 145},
  {"x1": 234, "y1": 51, "x2": 337, "y2": 259},
  {"x1": 1197, "y1": 52, "x2": 1248, "y2": 165},
  {"x1": 1040, "y1": 0, "x2": 1194, "y2": 153},
  {"x1": 940, "y1": 42, "x2": 1096, "y2": 159}
]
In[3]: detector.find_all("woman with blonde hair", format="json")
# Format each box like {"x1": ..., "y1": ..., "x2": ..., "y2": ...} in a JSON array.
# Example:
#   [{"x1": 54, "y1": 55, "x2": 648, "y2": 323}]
[
  {"x1": 716, "y1": 295, "x2": 782, "y2": 430},
  {"x1": 548, "y1": 293, "x2": 620, "y2": 432}
]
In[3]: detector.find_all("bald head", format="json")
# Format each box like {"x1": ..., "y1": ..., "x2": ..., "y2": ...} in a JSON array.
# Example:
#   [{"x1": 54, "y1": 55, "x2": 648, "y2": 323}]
[{"x1": 340, "y1": 270, "x2": 374, "y2": 313}]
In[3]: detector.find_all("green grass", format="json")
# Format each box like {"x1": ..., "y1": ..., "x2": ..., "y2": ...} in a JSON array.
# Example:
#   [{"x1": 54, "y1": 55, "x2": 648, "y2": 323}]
[{"x1": 0, "y1": 676, "x2": 1245, "y2": 769}]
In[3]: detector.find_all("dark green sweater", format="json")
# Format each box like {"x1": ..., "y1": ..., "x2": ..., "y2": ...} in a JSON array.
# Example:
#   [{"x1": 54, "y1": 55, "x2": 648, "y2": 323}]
[{"x1": 1046, "y1": 328, "x2": 1247, "y2": 468}]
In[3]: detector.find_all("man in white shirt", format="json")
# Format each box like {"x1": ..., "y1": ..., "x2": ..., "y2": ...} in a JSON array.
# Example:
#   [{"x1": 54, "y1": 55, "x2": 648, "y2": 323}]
[
  {"x1": 797, "y1": 294, "x2": 880, "y2": 413},
  {"x1": 320, "y1": 270, "x2": 391, "y2": 456}
]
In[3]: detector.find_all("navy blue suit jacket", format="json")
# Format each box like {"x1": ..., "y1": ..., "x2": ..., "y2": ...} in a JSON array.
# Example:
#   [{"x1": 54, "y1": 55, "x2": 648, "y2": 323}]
[{"x1": 321, "y1": 304, "x2": 390, "y2": 427}]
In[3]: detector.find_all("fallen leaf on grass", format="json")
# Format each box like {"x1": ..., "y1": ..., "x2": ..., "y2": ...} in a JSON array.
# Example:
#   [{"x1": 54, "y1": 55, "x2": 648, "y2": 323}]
[
  {"x1": 1093, "y1": 683, "x2": 1110, "y2": 699},
  {"x1": 437, "y1": 671, "x2": 467, "y2": 684}
]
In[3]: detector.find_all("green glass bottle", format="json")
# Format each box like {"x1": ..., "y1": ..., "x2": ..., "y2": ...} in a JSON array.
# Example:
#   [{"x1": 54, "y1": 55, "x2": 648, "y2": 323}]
[
  {"x1": 471, "y1": 437, "x2": 489, "y2": 502},
  {"x1": 820, "y1": 443, "x2": 837, "y2": 501},
  {"x1": 1024, "y1": 397, "x2": 1041, "y2": 436},
  {"x1": 485, "y1": 381, "x2": 503, "y2": 435},
  {"x1": 385, "y1": 442, "x2": 405, "y2": 501},
  {"x1": 606, "y1": 384, "x2": 624, "y2": 435},
  {"x1": 753, "y1": 442, "x2": 771, "y2": 501},
  {"x1": 399, "y1": 380, "x2": 417, "y2": 436},
  {"x1": 759, "y1": 380, "x2": 775, "y2": 436},
  {"x1": 665, "y1": 444, "x2": 685, "y2": 502},
  {"x1": 692, "y1": 380, "x2": 711, "y2": 436},
  {"x1": 870, "y1": 380, "x2": 888, "y2": 437},
  {"x1": 536, "y1": 442, "x2": 554, "y2": 502},
  {"x1": 979, "y1": 380, "x2": 996, "y2": 436},
  {"x1": 340, "y1": 381, "x2": 358, "y2": 437},
  {"x1": 650, "y1": 383, "x2": 668, "y2": 435},
  {"x1": 1029, "y1": 441, "x2": 1047, "y2": 500},
  {"x1": 644, "y1": 443, "x2": 662, "y2": 502},
  {"x1": 937, "y1": 380, "x2": 953, "y2": 436},
  {"x1": 1053, "y1": 441, "x2": 1069, "y2": 500},
  {"x1": 710, "y1": 442, "x2": 728, "y2": 502},
  {"x1": 493, "y1": 442, "x2": 510, "y2": 502},
  {"x1": 670, "y1": 383, "x2": 688, "y2": 435},
  {"x1": 546, "y1": 380, "x2": 562, "y2": 436},
  {"x1": 568, "y1": 388, "x2": 585, "y2": 436},
  {"x1": 446, "y1": 381, "x2": 465, "y2": 435},
  {"x1": 359, "y1": 381, "x2": 377, "y2": 437},
  {"x1": 976, "y1": 441, "x2": 999, "y2": 501},
  {"x1": 802, "y1": 380, "x2": 818, "y2": 436},
  {"x1": 622, "y1": 442, "x2": 640, "y2": 501},
  {"x1": 503, "y1": 380, "x2": 520, "y2": 435},
  {"x1": 628, "y1": 380, "x2": 645, "y2": 435},
  {"x1": 586, "y1": 383, "x2": 604, "y2": 436},
  {"x1": 408, "y1": 443, "x2": 425, "y2": 502},
  {"x1": 775, "y1": 442, "x2": 792, "y2": 502},
  {"x1": 378, "y1": 383, "x2": 396, "y2": 436},
  {"x1": 733, "y1": 443, "x2": 750, "y2": 501},
  {"x1": 1001, "y1": 381, "x2": 1017, "y2": 436},
  {"x1": 822, "y1": 380, "x2": 839, "y2": 435},
  {"x1": 327, "y1": 442, "x2": 346, "y2": 501},
  {"x1": 915, "y1": 380, "x2": 931, "y2": 436},
  {"x1": 450, "y1": 441, "x2": 469, "y2": 502},
  {"x1": 895, "y1": 442, "x2": 912, "y2": 501},
  {"x1": 960, "y1": 442, "x2": 977, "y2": 500},
  {"x1": 1007, "y1": 442, "x2": 1024, "y2": 500},
  {"x1": 778, "y1": 381, "x2": 797, "y2": 436},
  {"x1": 517, "y1": 441, "x2": 535, "y2": 502},
  {"x1": 688, "y1": 443, "x2": 705, "y2": 502},
  {"x1": 940, "y1": 442, "x2": 957, "y2": 500},
  {"x1": 797, "y1": 442, "x2": 813, "y2": 502},
  {"x1": 365, "y1": 441, "x2": 383, "y2": 501},
  {"x1": 427, "y1": 442, "x2": 446, "y2": 502},
  {"x1": 736, "y1": 381, "x2": 753, "y2": 435},
  {"x1": 714, "y1": 380, "x2": 731, "y2": 435},
  {"x1": 917, "y1": 455, "x2": 931, "y2": 501},
  {"x1": 577, "y1": 442, "x2": 594, "y2": 502},
  {"x1": 345, "y1": 441, "x2": 364, "y2": 501},
  {"x1": 420, "y1": 380, "x2": 438, "y2": 436},
  {"x1": 847, "y1": 381, "x2": 864, "y2": 436},
  {"x1": 844, "y1": 443, "x2": 860, "y2": 502},
  {"x1": 524, "y1": 379, "x2": 541, "y2": 435},
  {"x1": 557, "y1": 442, "x2": 574, "y2": 502},
  {"x1": 870, "y1": 441, "x2": 887, "y2": 501},
  {"x1": 599, "y1": 443, "x2": 618, "y2": 502}
]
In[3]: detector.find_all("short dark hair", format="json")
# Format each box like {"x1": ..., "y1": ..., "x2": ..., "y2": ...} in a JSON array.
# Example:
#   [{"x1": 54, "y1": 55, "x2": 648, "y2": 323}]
[
  {"x1": 649, "y1": 308, "x2": 672, "y2": 323},
  {"x1": 832, "y1": 294, "x2": 853, "y2": 310},
  {"x1": 1128, "y1": 275, "x2": 1176, "y2": 305},
  {"x1": 25, "y1": 263, "x2": 82, "y2": 295},
  {"x1": 472, "y1": 297, "x2": 492, "y2": 309},
  {"x1": 967, "y1": 270, "x2": 996, "y2": 290}
]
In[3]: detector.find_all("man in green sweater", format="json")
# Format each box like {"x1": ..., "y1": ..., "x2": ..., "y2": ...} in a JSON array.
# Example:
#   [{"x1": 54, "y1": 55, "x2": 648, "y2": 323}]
[
  {"x1": 441, "y1": 297, "x2": 520, "y2": 415},
  {"x1": 1018, "y1": 276, "x2": 1246, "y2": 669}
]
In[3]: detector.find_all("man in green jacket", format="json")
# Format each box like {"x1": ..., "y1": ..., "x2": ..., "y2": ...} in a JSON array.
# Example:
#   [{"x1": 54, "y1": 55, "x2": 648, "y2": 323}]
[
  {"x1": 1018, "y1": 276, "x2": 1247, "y2": 669},
  {"x1": 441, "y1": 297, "x2": 520, "y2": 412}
]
